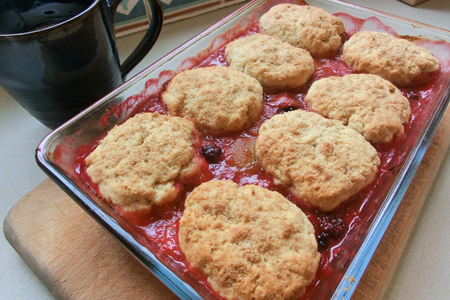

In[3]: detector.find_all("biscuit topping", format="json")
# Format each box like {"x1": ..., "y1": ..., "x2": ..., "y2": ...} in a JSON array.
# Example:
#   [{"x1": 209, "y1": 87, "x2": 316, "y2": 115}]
[
  {"x1": 162, "y1": 66, "x2": 263, "y2": 133},
  {"x1": 225, "y1": 33, "x2": 314, "y2": 89},
  {"x1": 179, "y1": 180, "x2": 320, "y2": 300},
  {"x1": 256, "y1": 110, "x2": 380, "y2": 212},
  {"x1": 85, "y1": 113, "x2": 201, "y2": 211},
  {"x1": 259, "y1": 4, "x2": 345, "y2": 58},
  {"x1": 342, "y1": 31, "x2": 440, "y2": 86},
  {"x1": 305, "y1": 74, "x2": 411, "y2": 143}
]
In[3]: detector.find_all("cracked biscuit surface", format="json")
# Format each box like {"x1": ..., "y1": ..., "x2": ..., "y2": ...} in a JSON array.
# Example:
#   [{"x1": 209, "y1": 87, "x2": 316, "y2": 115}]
[
  {"x1": 179, "y1": 180, "x2": 320, "y2": 300},
  {"x1": 305, "y1": 74, "x2": 411, "y2": 143},
  {"x1": 342, "y1": 31, "x2": 440, "y2": 87},
  {"x1": 86, "y1": 112, "x2": 200, "y2": 211},
  {"x1": 259, "y1": 4, "x2": 345, "y2": 58},
  {"x1": 225, "y1": 33, "x2": 314, "y2": 89},
  {"x1": 162, "y1": 66, "x2": 263, "y2": 133},
  {"x1": 256, "y1": 110, "x2": 380, "y2": 212}
]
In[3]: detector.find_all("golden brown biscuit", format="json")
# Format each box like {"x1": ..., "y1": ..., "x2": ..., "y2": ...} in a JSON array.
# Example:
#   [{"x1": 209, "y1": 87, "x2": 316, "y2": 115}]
[
  {"x1": 85, "y1": 112, "x2": 200, "y2": 211},
  {"x1": 305, "y1": 74, "x2": 411, "y2": 143},
  {"x1": 225, "y1": 33, "x2": 314, "y2": 89},
  {"x1": 179, "y1": 180, "x2": 320, "y2": 300},
  {"x1": 162, "y1": 66, "x2": 263, "y2": 133},
  {"x1": 342, "y1": 31, "x2": 440, "y2": 87},
  {"x1": 259, "y1": 4, "x2": 345, "y2": 58},
  {"x1": 256, "y1": 110, "x2": 380, "y2": 212}
]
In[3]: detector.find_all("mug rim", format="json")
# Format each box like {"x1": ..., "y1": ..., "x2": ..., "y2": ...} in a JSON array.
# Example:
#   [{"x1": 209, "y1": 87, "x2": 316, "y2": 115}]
[{"x1": 0, "y1": 0, "x2": 101, "y2": 39}]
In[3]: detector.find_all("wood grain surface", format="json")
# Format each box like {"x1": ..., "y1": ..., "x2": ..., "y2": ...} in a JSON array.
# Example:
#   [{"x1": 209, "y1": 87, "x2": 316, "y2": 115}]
[
  {"x1": 4, "y1": 104, "x2": 450, "y2": 300},
  {"x1": 4, "y1": 179, "x2": 177, "y2": 300}
]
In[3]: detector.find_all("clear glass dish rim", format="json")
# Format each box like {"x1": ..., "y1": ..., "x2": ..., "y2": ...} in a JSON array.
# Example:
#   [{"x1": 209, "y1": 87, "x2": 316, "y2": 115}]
[{"x1": 35, "y1": 1, "x2": 450, "y2": 299}]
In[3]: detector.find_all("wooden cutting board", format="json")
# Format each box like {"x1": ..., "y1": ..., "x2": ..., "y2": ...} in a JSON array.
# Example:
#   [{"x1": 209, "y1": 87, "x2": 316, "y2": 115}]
[{"x1": 4, "y1": 104, "x2": 450, "y2": 300}]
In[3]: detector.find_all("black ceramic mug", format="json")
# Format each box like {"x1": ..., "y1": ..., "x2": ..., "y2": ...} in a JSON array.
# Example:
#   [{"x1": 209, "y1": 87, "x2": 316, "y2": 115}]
[{"x1": 0, "y1": 0, "x2": 163, "y2": 129}]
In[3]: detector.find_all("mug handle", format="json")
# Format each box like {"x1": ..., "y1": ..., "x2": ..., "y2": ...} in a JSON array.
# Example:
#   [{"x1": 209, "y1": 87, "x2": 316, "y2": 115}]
[{"x1": 108, "y1": 0, "x2": 164, "y2": 77}]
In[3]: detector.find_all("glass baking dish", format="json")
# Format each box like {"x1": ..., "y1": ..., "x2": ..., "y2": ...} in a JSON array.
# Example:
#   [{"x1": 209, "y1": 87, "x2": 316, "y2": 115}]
[{"x1": 36, "y1": 0, "x2": 450, "y2": 299}]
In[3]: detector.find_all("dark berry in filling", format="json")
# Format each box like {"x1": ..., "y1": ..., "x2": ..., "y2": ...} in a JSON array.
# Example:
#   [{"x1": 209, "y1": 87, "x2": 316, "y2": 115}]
[
  {"x1": 280, "y1": 106, "x2": 299, "y2": 114},
  {"x1": 200, "y1": 145, "x2": 222, "y2": 163}
]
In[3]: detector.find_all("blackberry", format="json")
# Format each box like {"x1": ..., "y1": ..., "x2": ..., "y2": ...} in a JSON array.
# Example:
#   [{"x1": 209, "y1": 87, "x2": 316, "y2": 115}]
[
  {"x1": 280, "y1": 106, "x2": 299, "y2": 114},
  {"x1": 201, "y1": 145, "x2": 222, "y2": 163}
]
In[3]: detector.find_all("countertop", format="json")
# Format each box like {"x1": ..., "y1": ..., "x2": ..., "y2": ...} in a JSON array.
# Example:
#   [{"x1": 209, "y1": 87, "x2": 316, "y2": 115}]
[{"x1": 1, "y1": 0, "x2": 449, "y2": 299}]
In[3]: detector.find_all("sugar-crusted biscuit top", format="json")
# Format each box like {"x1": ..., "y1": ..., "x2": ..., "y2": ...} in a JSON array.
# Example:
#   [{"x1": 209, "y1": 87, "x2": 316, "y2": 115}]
[
  {"x1": 179, "y1": 180, "x2": 320, "y2": 300},
  {"x1": 305, "y1": 74, "x2": 411, "y2": 143},
  {"x1": 256, "y1": 110, "x2": 380, "y2": 212},
  {"x1": 342, "y1": 31, "x2": 440, "y2": 87},
  {"x1": 225, "y1": 33, "x2": 314, "y2": 89},
  {"x1": 162, "y1": 66, "x2": 263, "y2": 133},
  {"x1": 85, "y1": 113, "x2": 200, "y2": 211},
  {"x1": 259, "y1": 4, "x2": 345, "y2": 58}
]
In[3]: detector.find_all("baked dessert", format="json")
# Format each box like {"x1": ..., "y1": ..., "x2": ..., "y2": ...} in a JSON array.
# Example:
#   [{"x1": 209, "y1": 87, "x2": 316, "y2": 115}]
[
  {"x1": 85, "y1": 112, "x2": 201, "y2": 211},
  {"x1": 225, "y1": 33, "x2": 314, "y2": 89},
  {"x1": 256, "y1": 110, "x2": 380, "y2": 212},
  {"x1": 162, "y1": 66, "x2": 263, "y2": 133},
  {"x1": 67, "y1": 2, "x2": 450, "y2": 299},
  {"x1": 179, "y1": 180, "x2": 320, "y2": 300},
  {"x1": 259, "y1": 4, "x2": 345, "y2": 58},
  {"x1": 342, "y1": 30, "x2": 440, "y2": 87},
  {"x1": 305, "y1": 74, "x2": 411, "y2": 143}
]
